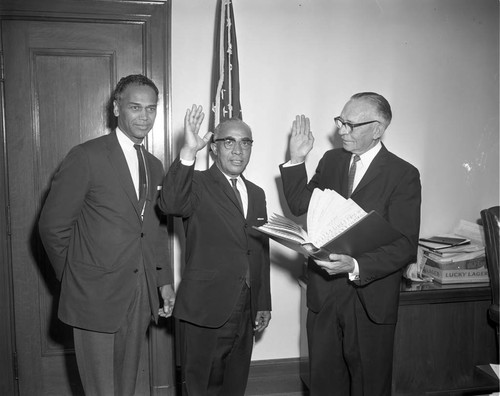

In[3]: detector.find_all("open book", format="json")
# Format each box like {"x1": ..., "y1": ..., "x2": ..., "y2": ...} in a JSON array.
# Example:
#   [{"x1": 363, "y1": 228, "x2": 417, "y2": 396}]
[{"x1": 254, "y1": 188, "x2": 402, "y2": 260}]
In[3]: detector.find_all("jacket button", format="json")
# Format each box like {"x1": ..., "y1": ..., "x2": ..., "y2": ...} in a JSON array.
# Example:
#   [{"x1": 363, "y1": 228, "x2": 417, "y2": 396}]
[
  {"x1": 141, "y1": 233, "x2": 144, "y2": 237},
  {"x1": 247, "y1": 250, "x2": 251, "y2": 255},
  {"x1": 133, "y1": 269, "x2": 139, "y2": 273}
]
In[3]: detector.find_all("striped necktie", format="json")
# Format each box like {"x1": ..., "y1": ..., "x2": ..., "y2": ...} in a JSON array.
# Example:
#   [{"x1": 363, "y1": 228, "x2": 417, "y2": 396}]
[{"x1": 347, "y1": 154, "x2": 360, "y2": 198}]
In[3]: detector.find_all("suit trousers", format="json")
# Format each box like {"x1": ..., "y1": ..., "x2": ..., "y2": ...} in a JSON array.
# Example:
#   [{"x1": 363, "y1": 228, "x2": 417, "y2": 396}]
[
  {"x1": 181, "y1": 283, "x2": 253, "y2": 396},
  {"x1": 307, "y1": 276, "x2": 396, "y2": 396},
  {"x1": 73, "y1": 269, "x2": 152, "y2": 396}
]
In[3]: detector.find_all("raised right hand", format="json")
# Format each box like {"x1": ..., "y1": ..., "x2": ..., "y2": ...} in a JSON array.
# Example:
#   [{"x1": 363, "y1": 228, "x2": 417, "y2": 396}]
[
  {"x1": 289, "y1": 114, "x2": 314, "y2": 164},
  {"x1": 180, "y1": 105, "x2": 213, "y2": 160}
]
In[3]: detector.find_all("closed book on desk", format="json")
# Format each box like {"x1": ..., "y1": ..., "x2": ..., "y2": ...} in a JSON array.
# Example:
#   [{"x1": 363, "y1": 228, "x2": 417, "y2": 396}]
[
  {"x1": 254, "y1": 189, "x2": 402, "y2": 260},
  {"x1": 422, "y1": 248, "x2": 485, "y2": 265},
  {"x1": 418, "y1": 236, "x2": 470, "y2": 251},
  {"x1": 424, "y1": 255, "x2": 486, "y2": 270}
]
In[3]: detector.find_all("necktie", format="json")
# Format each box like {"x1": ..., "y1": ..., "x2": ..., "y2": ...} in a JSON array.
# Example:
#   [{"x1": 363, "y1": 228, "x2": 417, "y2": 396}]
[
  {"x1": 230, "y1": 177, "x2": 250, "y2": 287},
  {"x1": 134, "y1": 144, "x2": 148, "y2": 218},
  {"x1": 347, "y1": 154, "x2": 360, "y2": 198},
  {"x1": 230, "y1": 178, "x2": 244, "y2": 213}
]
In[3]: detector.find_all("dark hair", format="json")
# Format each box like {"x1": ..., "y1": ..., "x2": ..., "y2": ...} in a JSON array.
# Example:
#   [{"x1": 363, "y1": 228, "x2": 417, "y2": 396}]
[
  {"x1": 113, "y1": 74, "x2": 159, "y2": 102},
  {"x1": 351, "y1": 92, "x2": 392, "y2": 125}
]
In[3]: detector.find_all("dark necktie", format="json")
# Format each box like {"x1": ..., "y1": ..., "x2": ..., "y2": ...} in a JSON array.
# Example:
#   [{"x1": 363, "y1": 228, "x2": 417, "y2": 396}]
[
  {"x1": 134, "y1": 144, "x2": 148, "y2": 218},
  {"x1": 347, "y1": 154, "x2": 360, "y2": 198},
  {"x1": 230, "y1": 178, "x2": 244, "y2": 214},
  {"x1": 230, "y1": 177, "x2": 250, "y2": 286}
]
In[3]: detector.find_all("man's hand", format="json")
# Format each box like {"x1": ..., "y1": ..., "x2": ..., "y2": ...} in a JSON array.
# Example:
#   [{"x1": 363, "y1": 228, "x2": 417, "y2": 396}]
[
  {"x1": 314, "y1": 254, "x2": 355, "y2": 276},
  {"x1": 254, "y1": 310, "x2": 271, "y2": 333},
  {"x1": 158, "y1": 284, "x2": 176, "y2": 318},
  {"x1": 179, "y1": 104, "x2": 213, "y2": 161},
  {"x1": 289, "y1": 114, "x2": 314, "y2": 164}
]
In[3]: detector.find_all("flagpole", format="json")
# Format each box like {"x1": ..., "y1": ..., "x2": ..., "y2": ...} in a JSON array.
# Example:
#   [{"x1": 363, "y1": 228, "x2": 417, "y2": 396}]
[
  {"x1": 226, "y1": 0, "x2": 233, "y2": 118},
  {"x1": 214, "y1": 0, "x2": 227, "y2": 128}
]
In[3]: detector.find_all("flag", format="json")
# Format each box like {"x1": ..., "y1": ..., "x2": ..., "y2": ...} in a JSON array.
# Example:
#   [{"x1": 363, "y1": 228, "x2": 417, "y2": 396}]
[{"x1": 210, "y1": 0, "x2": 242, "y2": 132}]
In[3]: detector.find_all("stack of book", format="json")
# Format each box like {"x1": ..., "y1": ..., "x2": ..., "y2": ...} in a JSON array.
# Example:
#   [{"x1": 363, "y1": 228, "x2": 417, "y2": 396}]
[{"x1": 419, "y1": 234, "x2": 488, "y2": 284}]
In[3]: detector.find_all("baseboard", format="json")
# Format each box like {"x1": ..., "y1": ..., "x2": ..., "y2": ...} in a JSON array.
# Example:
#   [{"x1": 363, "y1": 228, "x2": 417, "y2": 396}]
[
  {"x1": 246, "y1": 358, "x2": 308, "y2": 396},
  {"x1": 249, "y1": 357, "x2": 301, "y2": 375}
]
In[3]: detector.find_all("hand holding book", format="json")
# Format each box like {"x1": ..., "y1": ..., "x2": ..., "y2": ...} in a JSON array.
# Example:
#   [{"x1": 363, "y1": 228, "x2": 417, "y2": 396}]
[
  {"x1": 314, "y1": 254, "x2": 356, "y2": 275},
  {"x1": 254, "y1": 188, "x2": 401, "y2": 260}
]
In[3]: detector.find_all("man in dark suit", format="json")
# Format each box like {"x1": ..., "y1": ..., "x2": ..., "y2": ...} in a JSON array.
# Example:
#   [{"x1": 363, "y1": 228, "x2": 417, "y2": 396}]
[
  {"x1": 280, "y1": 92, "x2": 421, "y2": 396},
  {"x1": 159, "y1": 105, "x2": 271, "y2": 396},
  {"x1": 39, "y1": 74, "x2": 175, "y2": 396}
]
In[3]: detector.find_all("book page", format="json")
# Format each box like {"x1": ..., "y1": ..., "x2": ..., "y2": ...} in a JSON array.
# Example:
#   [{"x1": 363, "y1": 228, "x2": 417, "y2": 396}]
[
  {"x1": 307, "y1": 189, "x2": 366, "y2": 248},
  {"x1": 257, "y1": 214, "x2": 310, "y2": 244}
]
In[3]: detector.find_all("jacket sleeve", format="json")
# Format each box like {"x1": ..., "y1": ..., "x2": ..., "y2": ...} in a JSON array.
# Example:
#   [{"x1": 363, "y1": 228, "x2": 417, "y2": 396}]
[
  {"x1": 38, "y1": 146, "x2": 90, "y2": 280},
  {"x1": 158, "y1": 156, "x2": 200, "y2": 218},
  {"x1": 279, "y1": 161, "x2": 316, "y2": 216}
]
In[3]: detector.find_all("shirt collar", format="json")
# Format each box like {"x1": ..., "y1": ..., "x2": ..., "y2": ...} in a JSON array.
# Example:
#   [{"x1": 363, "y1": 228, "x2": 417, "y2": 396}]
[
  {"x1": 215, "y1": 164, "x2": 242, "y2": 184},
  {"x1": 221, "y1": 172, "x2": 241, "y2": 186},
  {"x1": 116, "y1": 127, "x2": 143, "y2": 151},
  {"x1": 356, "y1": 141, "x2": 382, "y2": 165}
]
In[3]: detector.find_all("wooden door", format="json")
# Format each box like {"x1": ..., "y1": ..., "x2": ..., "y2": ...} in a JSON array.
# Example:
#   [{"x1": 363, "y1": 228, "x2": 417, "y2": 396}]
[{"x1": 0, "y1": 1, "x2": 174, "y2": 395}]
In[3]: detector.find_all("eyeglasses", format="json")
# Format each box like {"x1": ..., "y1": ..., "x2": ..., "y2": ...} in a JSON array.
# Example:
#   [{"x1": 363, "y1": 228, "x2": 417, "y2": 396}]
[
  {"x1": 334, "y1": 117, "x2": 379, "y2": 133},
  {"x1": 214, "y1": 137, "x2": 253, "y2": 150}
]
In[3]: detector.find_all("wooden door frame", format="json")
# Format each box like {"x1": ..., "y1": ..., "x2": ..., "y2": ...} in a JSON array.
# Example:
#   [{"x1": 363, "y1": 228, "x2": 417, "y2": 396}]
[
  {"x1": 0, "y1": 1, "x2": 174, "y2": 395},
  {"x1": 0, "y1": 21, "x2": 18, "y2": 393}
]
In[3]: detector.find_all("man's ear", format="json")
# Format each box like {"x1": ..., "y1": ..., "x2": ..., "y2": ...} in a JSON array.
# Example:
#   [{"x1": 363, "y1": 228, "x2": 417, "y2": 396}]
[
  {"x1": 210, "y1": 142, "x2": 218, "y2": 155},
  {"x1": 113, "y1": 100, "x2": 120, "y2": 117},
  {"x1": 373, "y1": 123, "x2": 385, "y2": 140}
]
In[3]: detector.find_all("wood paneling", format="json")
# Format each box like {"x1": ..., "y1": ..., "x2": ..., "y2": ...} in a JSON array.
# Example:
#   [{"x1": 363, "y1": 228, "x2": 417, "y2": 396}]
[
  {"x1": 0, "y1": 1, "x2": 173, "y2": 395},
  {"x1": 299, "y1": 280, "x2": 499, "y2": 395},
  {"x1": 393, "y1": 282, "x2": 498, "y2": 395}
]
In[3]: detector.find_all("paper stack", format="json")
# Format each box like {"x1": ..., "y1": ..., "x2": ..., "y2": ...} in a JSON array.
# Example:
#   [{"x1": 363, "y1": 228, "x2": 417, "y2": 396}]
[{"x1": 419, "y1": 220, "x2": 488, "y2": 284}]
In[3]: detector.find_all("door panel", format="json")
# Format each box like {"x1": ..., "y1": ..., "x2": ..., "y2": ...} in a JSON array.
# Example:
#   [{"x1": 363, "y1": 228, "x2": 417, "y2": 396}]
[
  {"x1": 2, "y1": 2, "x2": 173, "y2": 394},
  {"x1": 4, "y1": 18, "x2": 143, "y2": 396}
]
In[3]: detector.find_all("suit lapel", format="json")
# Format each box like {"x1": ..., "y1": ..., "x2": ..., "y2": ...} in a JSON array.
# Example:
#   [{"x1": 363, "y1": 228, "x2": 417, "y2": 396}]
[
  {"x1": 351, "y1": 144, "x2": 388, "y2": 197},
  {"x1": 143, "y1": 150, "x2": 154, "y2": 201},
  {"x1": 243, "y1": 176, "x2": 256, "y2": 221},
  {"x1": 105, "y1": 132, "x2": 142, "y2": 218},
  {"x1": 208, "y1": 164, "x2": 245, "y2": 217}
]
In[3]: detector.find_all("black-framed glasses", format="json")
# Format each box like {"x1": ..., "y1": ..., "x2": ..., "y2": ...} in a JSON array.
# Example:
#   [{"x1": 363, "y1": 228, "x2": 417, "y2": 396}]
[
  {"x1": 334, "y1": 117, "x2": 379, "y2": 133},
  {"x1": 214, "y1": 137, "x2": 253, "y2": 150}
]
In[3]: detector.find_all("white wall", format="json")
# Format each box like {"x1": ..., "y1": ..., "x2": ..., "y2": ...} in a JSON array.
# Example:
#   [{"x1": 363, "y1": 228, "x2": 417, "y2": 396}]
[{"x1": 171, "y1": 0, "x2": 499, "y2": 361}]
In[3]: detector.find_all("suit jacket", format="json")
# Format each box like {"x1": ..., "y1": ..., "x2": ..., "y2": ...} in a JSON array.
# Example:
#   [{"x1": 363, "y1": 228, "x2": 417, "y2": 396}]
[
  {"x1": 280, "y1": 144, "x2": 421, "y2": 324},
  {"x1": 159, "y1": 158, "x2": 271, "y2": 328},
  {"x1": 39, "y1": 131, "x2": 173, "y2": 333}
]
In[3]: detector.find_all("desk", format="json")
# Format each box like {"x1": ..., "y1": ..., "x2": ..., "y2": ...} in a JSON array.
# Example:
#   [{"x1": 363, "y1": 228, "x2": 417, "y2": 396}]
[{"x1": 299, "y1": 279, "x2": 499, "y2": 395}]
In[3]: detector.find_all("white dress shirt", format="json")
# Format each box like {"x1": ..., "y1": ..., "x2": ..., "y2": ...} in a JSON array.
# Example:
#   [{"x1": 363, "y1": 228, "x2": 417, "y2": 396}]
[
  {"x1": 116, "y1": 127, "x2": 142, "y2": 199},
  {"x1": 349, "y1": 142, "x2": 382, "y2": 194},
  {"x1": 179, "y1": 157, "x2": 248, "y2": 217}
]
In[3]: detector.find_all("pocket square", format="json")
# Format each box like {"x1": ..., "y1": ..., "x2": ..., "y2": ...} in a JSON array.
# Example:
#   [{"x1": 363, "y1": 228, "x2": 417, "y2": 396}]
[{"x1": 257, "y1": 217, "x2": 265, "y2": 221}]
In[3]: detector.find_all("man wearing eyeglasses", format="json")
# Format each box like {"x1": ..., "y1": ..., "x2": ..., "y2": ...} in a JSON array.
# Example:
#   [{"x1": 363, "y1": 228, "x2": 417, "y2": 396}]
[
  {"x1": 280, "y1": 92, "x2": 421, "y2": 396},
  {"x1": 158, "y1": 105, "x2": 271, "y2": 396}
]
